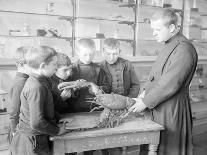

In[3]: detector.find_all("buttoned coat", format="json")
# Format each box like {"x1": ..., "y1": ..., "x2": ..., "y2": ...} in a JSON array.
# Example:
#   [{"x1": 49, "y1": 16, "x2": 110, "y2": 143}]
[
  {"x1": 141, "y1": 33, "x2": 198, "y2": 155},
  {"x1": 101, "y1": 57, "x2": 140, "y2": 98}
]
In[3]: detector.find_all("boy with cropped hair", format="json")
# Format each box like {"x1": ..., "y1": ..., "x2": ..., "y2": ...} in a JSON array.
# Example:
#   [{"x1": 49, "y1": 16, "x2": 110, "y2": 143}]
[
  {"x1": 101, "y1": 38, "x2": 140, "y2": 155},
  {"x1": 101, "y1": 38, "x2": 140, "y2": 97},
  {"x1": 51, "y1": 52, "x2": 75, "y2": 114},
  {"x1": 9, "y1": 46, "x2": 31, "y2": 139},
  {"x1": 71, "y1": 38, "x2": 110, "y2": 155},
  {"x1": 71, "y1": 38, "x2": 110, "y2": 113},
  {"x1": 10, "y1": 46, "x2": 68, "y2": 155}
]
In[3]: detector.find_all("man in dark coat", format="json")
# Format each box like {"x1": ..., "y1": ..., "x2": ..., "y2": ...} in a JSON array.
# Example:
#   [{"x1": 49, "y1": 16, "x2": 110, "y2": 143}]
[{"x1": 129, "y1": 8, "x2": 198, "y2": 155}]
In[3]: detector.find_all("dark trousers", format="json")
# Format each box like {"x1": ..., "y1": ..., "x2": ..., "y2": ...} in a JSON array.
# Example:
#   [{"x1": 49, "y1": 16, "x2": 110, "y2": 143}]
[{"x1": 10, "y1": 131, "x2": 50, "y2": 155}]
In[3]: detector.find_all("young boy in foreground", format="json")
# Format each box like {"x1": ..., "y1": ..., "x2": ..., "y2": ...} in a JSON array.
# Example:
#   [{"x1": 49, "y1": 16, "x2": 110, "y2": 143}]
[{"x1": 10, "y1": 46, "x2": 68, "y2": 155}]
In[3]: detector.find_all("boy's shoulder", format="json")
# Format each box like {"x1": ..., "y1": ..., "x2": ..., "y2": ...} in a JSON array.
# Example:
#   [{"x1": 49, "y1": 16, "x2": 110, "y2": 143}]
[
  {"x1": 101, "y1": 57, "x2": 131, "y2": 67},
  {"x1": 91, "y1": 62, "x2": 101, "y2": 67},
  {"x1": 14, "y1": 72, "x2": 29, "y2": 80},
  {"x1": 11, "y1": 72, "x2": 29, "y2": 87},
  {"x1": 24, "y1": 75, "x2": 50, "y2": 92},
  {"x1": 118, "y1": 57, "x2": 130, "y2": 64}
]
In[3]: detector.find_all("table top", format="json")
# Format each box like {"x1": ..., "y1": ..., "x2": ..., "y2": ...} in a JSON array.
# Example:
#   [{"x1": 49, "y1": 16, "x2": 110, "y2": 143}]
[{"x1": 50, "y1": 112, "x2": 164, "y2": 141}]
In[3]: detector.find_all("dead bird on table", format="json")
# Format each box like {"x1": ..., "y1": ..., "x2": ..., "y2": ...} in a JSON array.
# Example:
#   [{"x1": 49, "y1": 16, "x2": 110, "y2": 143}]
[
  {"x1": 59, "y1": 81, "x2": 137, "y2": 128},
  {"x1": 88, "y1": 93, "x2": 136, "y2": 128}
]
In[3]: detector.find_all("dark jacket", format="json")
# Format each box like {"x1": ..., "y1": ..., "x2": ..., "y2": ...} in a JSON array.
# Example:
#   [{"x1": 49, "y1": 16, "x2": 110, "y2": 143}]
[
  {"x1": 70, "y1": 61, "x2": 110, "y2": 112},
  {"x1": 101, "y1": 57, "x2": 140, "y2": 97},
  {"x1": 142, "y1": 32, "x2": 197, "y2": 155},
  {"x1": 9, "y1": 72, "x2": 29, "y2": 133},
  {"x1": 50, "y1": 74, "x2": 74, "y2": 114},
  {"x1": 18, "y1": 74, "x2": 59, "y2": 136}
]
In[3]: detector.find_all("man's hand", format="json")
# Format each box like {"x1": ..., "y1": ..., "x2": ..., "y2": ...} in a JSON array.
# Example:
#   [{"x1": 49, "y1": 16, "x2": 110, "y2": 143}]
[
  {"x1": 60, "y1": 89, "x2": 72, "y2": 101},
  {"x1": 57, "y1": 123, "x2": 68, "y2": 135},
  {"x1": 138, "y1": 90, "x2": 145, "y2": 99},
  {"x1": 59, "y1": 118, "x2": 73, "y2": 124},
  {"x1": 129, "y1": 98, "x2": 147, "y2": 113}
]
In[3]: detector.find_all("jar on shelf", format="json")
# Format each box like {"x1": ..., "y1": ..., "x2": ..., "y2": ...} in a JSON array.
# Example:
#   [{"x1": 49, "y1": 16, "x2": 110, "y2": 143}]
[
  {"x1": 22, "y1": 23, "x2": 31, "y2": 36},
  {"x1": 190, "y1": 8, "x2": 201, "y2": 27},
  {"x1": 46, "y1": 2, "x2": 54, "y2": 15},
  {"x1": 189, "y1": 8, "x2": 201, "y2": 40}
]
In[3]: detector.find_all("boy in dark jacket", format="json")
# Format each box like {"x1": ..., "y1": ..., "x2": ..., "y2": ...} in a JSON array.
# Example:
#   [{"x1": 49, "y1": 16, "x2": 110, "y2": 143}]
[
  {"x1": 101, "y1": 38, "x2": 140, "y2": 155},
  {"x1": 9, "y1": 46, "x2": 31, "y2": 139},
  {"x1": 10, "y1": 46, "x2": 68, "y2": 155},
  {"x1": 51, "y1": 52, "x2": 74, "y2": 114},
  {"x1": 71, "y1": 38, "x2": 110, "y2": 113},
  {"x1": 101, "y1": 38, "x2": 140, "y2": 98},
  {"x1": 71, "y1": 38, "x2": 110, "y2": 155}
]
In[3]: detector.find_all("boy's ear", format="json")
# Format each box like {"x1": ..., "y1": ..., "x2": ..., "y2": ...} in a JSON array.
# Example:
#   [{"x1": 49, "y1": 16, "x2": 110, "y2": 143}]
[
  {"x1": 75, "y1": 49, "x2": 80, "y2": 57},
  {"x1": 101, "y1": 48, "x2": 105, "y2": 56},
  {"x1": 39, "y1": 62, "x2": 46, "y2": 70},
  {"x1": 169, "y1": 24, "x2": 176, "y2": 33}
]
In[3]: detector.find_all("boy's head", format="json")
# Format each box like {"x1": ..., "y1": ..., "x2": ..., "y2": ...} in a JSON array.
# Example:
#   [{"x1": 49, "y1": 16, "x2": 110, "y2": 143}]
[
  {"x1": 102, "y1": 38, "x2": 120, "y2": 65},
  {"x1": 14, "y1": 46, "x2": 31, "y2": 69},
  {"x1": 55, "y1": 52, "x2": 73, "y2": 80},
  {"x1": 76, "y1": 38, "x2": 95, "y2": 64},
  {"x1": 26, "y1": 46, "x2": 57, "y2": 77}
]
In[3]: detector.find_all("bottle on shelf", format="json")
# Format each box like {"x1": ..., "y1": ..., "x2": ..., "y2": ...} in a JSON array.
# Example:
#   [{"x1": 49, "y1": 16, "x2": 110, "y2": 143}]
[{"x1": 22, "y1": 23, "x2": 31, "y2": 36}]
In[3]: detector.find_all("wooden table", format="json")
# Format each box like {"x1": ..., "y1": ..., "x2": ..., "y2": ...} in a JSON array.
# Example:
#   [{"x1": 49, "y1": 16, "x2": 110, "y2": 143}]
[{"x1": 50, "y1": 113, "x2": 164, "y2": 155}]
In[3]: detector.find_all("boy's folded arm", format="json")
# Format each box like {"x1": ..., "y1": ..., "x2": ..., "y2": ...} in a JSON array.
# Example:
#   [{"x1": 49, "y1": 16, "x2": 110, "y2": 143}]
[
  {"x1": 29, "y1": 87, "x2": 60, "y2": 136},
  {"x1": 9, "y1": 86, "x2": 22, "y2": 132},
  {"x1": 30, "y1": 115, "x2": 59, "y2": 136}
]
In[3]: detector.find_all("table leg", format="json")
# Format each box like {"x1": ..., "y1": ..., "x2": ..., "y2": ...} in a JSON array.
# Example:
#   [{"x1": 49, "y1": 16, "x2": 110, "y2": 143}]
[
  {"x1": 122, "y1": 146, "x2": 127, "y2": 155},
  {"x1": 52, "y1": 141, "x2": 65, "y2": 155},
  {"x1": 148, "y1": 144, "x2": 158, "y2": 155}
]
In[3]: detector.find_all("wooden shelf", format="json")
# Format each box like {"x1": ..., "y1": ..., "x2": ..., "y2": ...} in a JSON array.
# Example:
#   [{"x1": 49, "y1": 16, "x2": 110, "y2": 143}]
[
  {"x1": 0, "y1": 9, "x2": 73, "y2": 19},
  {"x1": 76, "y1": 16, "x2": 134, "y2": 23},
  {"x1": 0, "y1": 34, "x2": 72, "y2": 42}
]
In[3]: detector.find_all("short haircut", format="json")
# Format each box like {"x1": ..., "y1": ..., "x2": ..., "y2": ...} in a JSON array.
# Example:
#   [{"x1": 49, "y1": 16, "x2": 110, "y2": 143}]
[
  {"x1": 76, "y1": 38, "x2": 95, "y2": 51},
  {"x1": 14, "y1": 46, "x2": 31, "y2": 66},
  {"x1": 56, "y1": 52, "x2": 71, "y2": 68},
  {"x1": 150, "y1": 8, "x2": 178, "y2": 27},
  {"x1": 103, "y1": 38, "x2": 120, "y2": 50},
  {"x1": 26, "y1": 46, "x2": 57, "y2": 69}
]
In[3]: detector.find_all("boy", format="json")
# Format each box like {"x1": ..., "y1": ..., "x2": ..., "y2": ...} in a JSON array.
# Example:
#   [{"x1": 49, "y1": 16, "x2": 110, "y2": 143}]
[
  {"x1": 9, "y1": 46, "x2": 31, "y2": 140},
  {"x1": 101, "y1": 38, "x2": 140, "y2": 155},
  {"x1": 10, "y1": 46, "x2": 68, "y2": 155},
  {"x1": 71, "y1": 38, "x2": 110, "y2": 155},
  {"x1": 71, "y1": 38, "x2": 110, "y2": 113},
  {"x1": 51, "y1": 52, "x2": 74, "y2": 114},
  {"x1": 101, "y1": 38, "x2": 140, "y2": 98}
]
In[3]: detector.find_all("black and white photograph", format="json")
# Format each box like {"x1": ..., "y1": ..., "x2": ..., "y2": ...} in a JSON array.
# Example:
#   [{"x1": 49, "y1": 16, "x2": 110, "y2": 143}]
[{"x1": 0, "y1": 0, "x2": 207, "y2": 155}]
